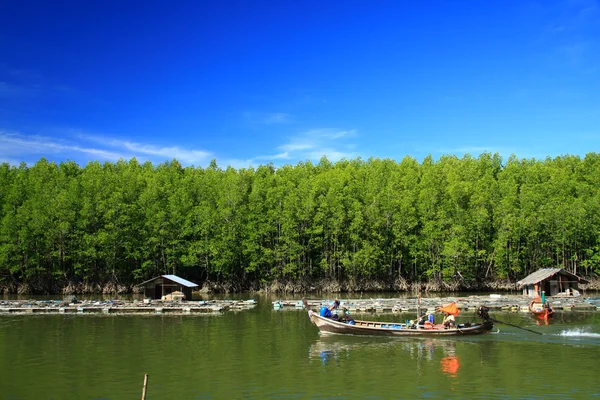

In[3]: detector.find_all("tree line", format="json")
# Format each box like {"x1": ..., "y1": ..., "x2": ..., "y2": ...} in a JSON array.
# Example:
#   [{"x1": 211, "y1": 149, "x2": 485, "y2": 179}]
[{"x1": 0, "y1": 153, "x2": 598, "y2": 294}]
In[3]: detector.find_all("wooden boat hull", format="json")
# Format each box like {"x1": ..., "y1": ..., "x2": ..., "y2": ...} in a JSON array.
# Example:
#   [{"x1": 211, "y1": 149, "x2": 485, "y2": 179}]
[
  {"x1": 308, "y1": 310, "x2": 493, "y2": 337},
  {"x1": 529, "y1": 300, "x2": 554, "y2": 320}
]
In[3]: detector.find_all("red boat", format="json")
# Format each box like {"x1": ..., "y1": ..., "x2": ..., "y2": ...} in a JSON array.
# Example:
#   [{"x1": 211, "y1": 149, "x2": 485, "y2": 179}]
[{"x1": 529, "y1": 295, "x2": 554, "y2": 321}]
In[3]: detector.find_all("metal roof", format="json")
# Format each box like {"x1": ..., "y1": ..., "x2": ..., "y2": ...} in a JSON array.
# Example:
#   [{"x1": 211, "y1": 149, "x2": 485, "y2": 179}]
[
  {"x1": 517, "y1": 268, "x2": 587, "y2": 286},
  {"x1": 136, "y1": 274, "x2": 198, "y2": 288},
  {"x1": 162, "y1": 275, "x2": 198, "y2": 287}
]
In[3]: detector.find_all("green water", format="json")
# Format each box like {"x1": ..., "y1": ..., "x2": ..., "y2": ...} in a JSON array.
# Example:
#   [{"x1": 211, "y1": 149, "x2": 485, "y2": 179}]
[{"x1": 1, "y1": 298, "x2": 600, "y2": 399}]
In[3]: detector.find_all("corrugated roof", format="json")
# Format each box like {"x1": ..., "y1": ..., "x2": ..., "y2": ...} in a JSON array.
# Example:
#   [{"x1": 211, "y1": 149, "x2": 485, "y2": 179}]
[
  {"x1": 517, "y1": 268, "x2": 586, "y2": 286},
  {"x1": 136, "y1": 274, "x2": 198, "y2": 288},
  {"x1": 162, "y1": 274, "x2": 198, "y2": 288}
]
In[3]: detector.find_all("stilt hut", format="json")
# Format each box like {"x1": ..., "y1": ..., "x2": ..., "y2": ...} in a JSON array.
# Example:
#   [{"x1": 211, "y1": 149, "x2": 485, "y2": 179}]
[
  {"x1": 137, "y1": 275, "x2": 198, "y2": 301},
  {"x1": 517, "y1": 268, "x2": 588, "y2": 297}
]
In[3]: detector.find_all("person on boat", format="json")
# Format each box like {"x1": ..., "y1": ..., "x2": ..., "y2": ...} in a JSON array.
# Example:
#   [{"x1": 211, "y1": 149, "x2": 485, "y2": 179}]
[
  {"x1": 438, "y1": 302, "x2": 459, "y2": 328},
  {"x1": 417, "y1": 313, "x2": 435, "y2": 328},
  {"x1": 339, "y1": 308, "x2": 355, "y2": 324},
  {"x1": 330, "y1": 299, "x2": 341, "y2": 319},
  {"x1": 320, "y1": 299, "x2": 341, "y2": 319},
  {"x1": 442, "y1": 313, "x2": 456, "y2": 328}
]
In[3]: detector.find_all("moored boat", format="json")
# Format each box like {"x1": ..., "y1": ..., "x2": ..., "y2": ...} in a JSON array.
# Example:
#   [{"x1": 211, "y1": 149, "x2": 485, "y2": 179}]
[{"x1": 529, "y1": 297, "x2": 554, "y2": 321}]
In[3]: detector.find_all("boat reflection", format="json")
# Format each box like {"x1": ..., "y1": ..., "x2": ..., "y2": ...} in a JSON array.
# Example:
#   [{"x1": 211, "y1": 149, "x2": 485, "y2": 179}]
[
  {"x1": 440, "y1": 355, "x2": 460, "y2": 377},
  {"x1": 308, "y1": 335, "x2": 462, "y2": 371}
]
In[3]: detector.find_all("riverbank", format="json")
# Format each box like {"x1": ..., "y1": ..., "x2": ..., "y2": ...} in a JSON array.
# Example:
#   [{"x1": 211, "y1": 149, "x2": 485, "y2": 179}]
[{"x1": 2, "y1": 275, "x2": 600, "y2": 295}]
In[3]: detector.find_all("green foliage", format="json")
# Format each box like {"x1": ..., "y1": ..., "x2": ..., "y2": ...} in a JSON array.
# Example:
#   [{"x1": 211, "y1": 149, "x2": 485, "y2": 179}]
[{"x1": 0, "y1": 153, "x2": 599, "y2": 292}]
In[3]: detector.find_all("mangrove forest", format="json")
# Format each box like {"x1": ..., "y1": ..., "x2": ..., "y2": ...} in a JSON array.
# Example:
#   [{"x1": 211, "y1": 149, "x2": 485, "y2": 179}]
[{"x1": 0, "y1": 152, "x2": 599, "y2": 294}]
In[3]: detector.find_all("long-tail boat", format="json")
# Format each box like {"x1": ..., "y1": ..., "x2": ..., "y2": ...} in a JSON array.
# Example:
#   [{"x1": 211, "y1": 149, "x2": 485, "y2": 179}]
[
  {"x1": 303, "y1": 299, "x2": 494, "y2": 337},
  {"x1": 529, "y1": 295, "x2": 554, "y2": 321}
]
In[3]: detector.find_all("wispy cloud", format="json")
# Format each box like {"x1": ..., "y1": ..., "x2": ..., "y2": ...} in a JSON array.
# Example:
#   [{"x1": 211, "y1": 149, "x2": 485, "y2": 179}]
[
  {"x1": 256, "y1": 128, "x2": 358, "y2": 164},
  {"x1": 243, "y1": 111, "x2": 292, "y2": 125},
  {"x1": 82, "y1": 135, "x2": 213, "y2": 165},
  {"x1": 539, "y1": 0, "x2": 600, "y2": 67},
  {"x1": 0, "y1": 64, "x2": 77, "y2": 102},
  {"x1": 263, "y1": 113, "x2": 290, "y2": 124},
  {"x1": 279, "y1": 143, "x2": 313, "y2": 152},
  {"x1": 0, "y1": 126, "x2": 359, "y2": 169},
  {"x1": 0, "y1": 130, "x2": 213, "y2": 167},
  {"x1": 0, "y1": 131, "x2": 129, "y2": 164}
]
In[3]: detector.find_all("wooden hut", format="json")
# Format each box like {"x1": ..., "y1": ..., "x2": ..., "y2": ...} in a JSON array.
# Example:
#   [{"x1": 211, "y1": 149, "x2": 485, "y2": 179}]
[
  {"x1": 517, "y1": 268, "x2": 588, "y2": 297},
  {"x1": 137, "y1": 275, "x2": 198, "y2": 301}
]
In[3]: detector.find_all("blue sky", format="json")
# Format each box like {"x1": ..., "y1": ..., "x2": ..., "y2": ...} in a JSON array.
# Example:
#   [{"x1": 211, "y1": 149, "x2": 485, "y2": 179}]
[{"x1": 1, "y1": 0, "x2": 599, "y2": 168}]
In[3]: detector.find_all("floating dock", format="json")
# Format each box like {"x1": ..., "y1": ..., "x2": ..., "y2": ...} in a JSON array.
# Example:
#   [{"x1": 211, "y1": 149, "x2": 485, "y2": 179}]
[
  {"x1": 0, "y1": 299, "x2": 257, "y2": 315},
  {"x1": 272, "y1": 295, "x2": 600, "y2": 313}
]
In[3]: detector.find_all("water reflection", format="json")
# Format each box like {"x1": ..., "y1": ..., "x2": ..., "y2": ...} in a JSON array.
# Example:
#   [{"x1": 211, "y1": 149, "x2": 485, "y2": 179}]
[
  {"x1": 440, "y1": 355, "x2": 460, "y2": 377},
  {"x1": 308, "y1": 336, "x2": 356, "y2": 366},
  {"x1": 308, "y1": 335, "x2": 464, "y2": 372},
  {"x1": 317, "y1": 350, "x2": 339, "y2": 366}
]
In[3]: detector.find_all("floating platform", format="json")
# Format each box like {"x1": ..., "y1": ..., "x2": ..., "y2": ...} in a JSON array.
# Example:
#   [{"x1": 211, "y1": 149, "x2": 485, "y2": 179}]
[
  {"x1": 0, "y1": 299, "x2": 256, "y2": 315},
  {"x1": 272, "y1": 295, "x2": 599, "y2": 314}
]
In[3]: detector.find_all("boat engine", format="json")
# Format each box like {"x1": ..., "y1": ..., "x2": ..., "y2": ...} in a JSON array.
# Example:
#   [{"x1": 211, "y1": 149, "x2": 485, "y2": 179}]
[{"x1": 477, "y1": 306, "x2": 492, "y2": 322}]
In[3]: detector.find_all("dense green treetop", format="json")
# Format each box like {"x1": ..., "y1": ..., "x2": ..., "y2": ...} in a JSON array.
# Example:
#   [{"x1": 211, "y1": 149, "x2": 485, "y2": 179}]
[{"x1": 0, "y1": 153, "x2": 598, "y2": 293}]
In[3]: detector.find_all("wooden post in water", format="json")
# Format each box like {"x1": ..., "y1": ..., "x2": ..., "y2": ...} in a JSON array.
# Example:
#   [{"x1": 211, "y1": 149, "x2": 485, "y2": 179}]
[
  {"x1": 141, "y1": 374, "x2": 148, "y2": 400},
  {"x1": 417, "y1": 290, "x2": 421, "y2": 320}
]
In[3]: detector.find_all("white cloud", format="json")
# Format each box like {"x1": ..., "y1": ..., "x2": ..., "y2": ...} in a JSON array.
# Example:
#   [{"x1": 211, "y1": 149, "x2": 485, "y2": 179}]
[
  {"x1": 280, "y1": 143, "x2": 312, "y2": 152},
  {"x1": 263, "y1": 113, "x2": 290, "y2": 124},
  {"x1": 271, "y1": 152, "x2": 290, "y2": 160},
  {"x1": 0, "y1": 130, "x2": 213, "y2": 167},
  {"x1": 0, "y1": 125, "x2": 358, "y2": 169},
  {"x1": 265, "y1": 128, "x2": 358, "y2": 164},
  {"x1": 0, "y1": 131, "x2": 128, "y2": 164},
  {"x1": 74, "y1": 133, "x2": 213, "y2": 165},
  {"x1": 243, "y1": 112, "x2": 291, "y2": 125},
  {"x1": 120, "y1": 141, "x2": 211, "y2": 164},
  {"x1": 307, "y1": 149, "x2": 353, "y2": 162}
]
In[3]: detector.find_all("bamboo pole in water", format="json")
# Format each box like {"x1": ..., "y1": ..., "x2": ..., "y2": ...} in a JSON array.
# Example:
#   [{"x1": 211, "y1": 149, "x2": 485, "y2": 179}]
[
  {"x1": 417, "y1": 290, "x2": 421, "y2": 320},
  {"x1": 141, "y1": 374, "x2": 148, "y2": 400}
]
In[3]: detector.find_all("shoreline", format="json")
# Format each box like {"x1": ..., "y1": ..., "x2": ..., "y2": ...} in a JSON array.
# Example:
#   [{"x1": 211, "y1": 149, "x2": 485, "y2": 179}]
[{"x1": 3, "y1": 276, "x2": 599, "y2": 296}]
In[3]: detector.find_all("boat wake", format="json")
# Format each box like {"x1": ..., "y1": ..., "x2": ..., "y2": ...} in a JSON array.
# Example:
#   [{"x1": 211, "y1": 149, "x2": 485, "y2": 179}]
[{"x1": 557, "y1": 329, "x2": 600, "y2": 338}]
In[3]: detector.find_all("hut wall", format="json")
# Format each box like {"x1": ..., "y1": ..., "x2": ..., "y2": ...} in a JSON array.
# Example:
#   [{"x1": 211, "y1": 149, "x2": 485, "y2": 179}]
[
  {"x1": 523, "y1": 286, "x2": 537, "y2": 297},
  {"x1": 144, "y1": 286, "x2": 154, "y2": 299},
  {"x1": 139, "y1": 276, "x2": 196, "y2": 300}
]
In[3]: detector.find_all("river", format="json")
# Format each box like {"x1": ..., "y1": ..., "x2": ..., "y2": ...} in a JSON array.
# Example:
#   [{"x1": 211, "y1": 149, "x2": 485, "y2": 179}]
[{"x1": 1, "y1": 294, "x2": 599, "y2": 399}]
